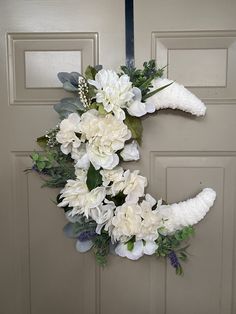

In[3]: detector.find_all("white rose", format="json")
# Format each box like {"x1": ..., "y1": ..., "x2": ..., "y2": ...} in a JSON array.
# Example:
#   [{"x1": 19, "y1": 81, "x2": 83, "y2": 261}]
[
  {"x1": 123, "y1": 170, "x2": 148, "y2": 203},
  {"x1": 127, "y1": 87, "x2": 155, "y2": 117},
  {"x1": 56, "y1": 113, "x2": 81, "y2": 155},
  {"x1": 120, "y1": 140, "x2": 140, "y2": 161},
  {"x1": 111, "y1": 203, "x2": 142, "y2": 242},
  {"x1": 72, "y1": 144, "x2": 90, "y2": 170},
  {"x1": 88, "y1": 69, "x2": 134, "y2": 120}
]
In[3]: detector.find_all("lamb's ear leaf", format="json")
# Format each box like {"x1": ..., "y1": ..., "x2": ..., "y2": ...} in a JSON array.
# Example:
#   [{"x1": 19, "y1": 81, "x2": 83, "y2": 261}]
[
  {"x1": 94, "y1": 65, "x2": 103, "y2": 72},
  {"x1": 142, "y1": 81, "x2": 173, "y2": 100},
  {"x1": 63, "y1": 81, "x2": 78, "y2": 92},
  {"x1": 86, "y1": 163, "x2": 103, "y2": 191},
  {"x1": 54, "y1": 97, "x2": 86, "y2": 119},
  {"x1": 124, "y1": 114, "x2": 143, "y2": 145},
  {"x1": 57, "y1": 72, "x2": 81, "y2": 86}
]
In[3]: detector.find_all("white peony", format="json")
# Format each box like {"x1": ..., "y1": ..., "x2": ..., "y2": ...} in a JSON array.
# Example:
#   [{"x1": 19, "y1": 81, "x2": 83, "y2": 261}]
[
  {"x1": 123, "y1": 170, "x2": 147, "y2": 203},
  {"x1": 120, "y1": 140, "x2": 140, "y2": 161},
  {"x1": 79, "y1": 110, "x2": 131, "y2": 170},
  {"x1": 111, "y1": 203, "x2": 142, "y2": 242},
  {"x1": 115, "y1": 240, "x2": 158, "y2": 260},
  {"x1": 56, "y1": 113, "x2": 81, "y2": 154},
  {"x1": 57, "y1": 169, "x2": 106, "y2": 218},
  {"x1": 88, "y1": 69, "x2": 134, "y2": 120}
]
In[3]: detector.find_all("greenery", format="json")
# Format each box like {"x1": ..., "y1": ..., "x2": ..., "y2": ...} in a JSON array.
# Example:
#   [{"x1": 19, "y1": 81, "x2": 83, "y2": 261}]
[
  {"x1": 124, "y1": 113, "x2": 143, "y2": 144},
  {"x1": 92, "y1": 231, "x2": 111, "y2": 266},
  {"x1": 86, "y1": 163, "x2": 103, "y2": 191}
]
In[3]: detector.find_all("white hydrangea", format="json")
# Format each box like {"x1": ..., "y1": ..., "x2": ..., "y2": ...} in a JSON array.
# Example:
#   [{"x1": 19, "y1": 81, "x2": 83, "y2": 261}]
[
  {"x1": 111, "y1": 193, "x2": 163, "y2": 243},
  {"x1": 137, "y1": 194, "x2": 162, "y2": 241},
  {"x1": 56, "y1": 113, "x2": 81, "y2": 154},
  {"x1": 120, "y1": 140, "x2": 140, "y2": 161},
  {"x1": 88, "y1": 69, "x2": 134, "y2": 120},
  {"x1": 79, "y1": 109, "x2": 131, "y2": 170},
  {"x1": 123, "y1": 170, "x2": 147, "y2": 203},
  {"x1": 112, "y1": 203, "x2": 142, "y2": 242}
]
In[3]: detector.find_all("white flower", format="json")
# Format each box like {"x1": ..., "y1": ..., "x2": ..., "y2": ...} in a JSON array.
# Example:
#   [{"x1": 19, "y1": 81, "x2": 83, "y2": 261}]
[
  {"x1": 115, "y1": 240, "x2": 158, "y2": 260},
  {"x1": 57, "y1": 170, "x2": 106, "y2": 218},
  {"x1": 126, "y1": 87, "x2": 156, "y2": 117},
  {"x1": 100, "y1": 166, "x2": 124, "y2": 186},
  {"x1": 120, "y1": 140, "x2": 140, "y2": 161},
  {"x1": 73, "y1": 144, "x2": 90, "y2": 170},
  {"x1": 137, "y1": 194, "x2": 161, "y2": 241},
  {"x1": 79, "y1": 110, "x2": 131, "y2": 170},
  {"x1": 88, "y1": 69, "x2": 134, "y2": 120},
  {"x1": 56, "y1": 113, "x2": 81, "y2": 155},
  {"x1": 100, "y1": 167, "x2": 125, "y2": 195},
  {"x1": 90, "y1": 200, "x2": 116, "y2": 234},
  {"x1": 111, "y1": 203, "x2": 142, "y2": 242},
  {"x1": 123, "y1": 170, "x2": 147, "y2": 203}
]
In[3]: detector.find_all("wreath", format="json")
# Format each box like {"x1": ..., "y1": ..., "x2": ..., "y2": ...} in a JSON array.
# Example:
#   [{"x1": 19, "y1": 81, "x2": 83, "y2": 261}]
[{"x1": 30, "y1": 60, "x2": 216, "y2": 275}]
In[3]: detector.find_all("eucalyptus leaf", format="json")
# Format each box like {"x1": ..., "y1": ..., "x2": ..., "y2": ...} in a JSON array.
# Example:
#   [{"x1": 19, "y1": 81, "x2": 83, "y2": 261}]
[{"x1": 86, "y1": 163, "x2": 103, "y2": 191}]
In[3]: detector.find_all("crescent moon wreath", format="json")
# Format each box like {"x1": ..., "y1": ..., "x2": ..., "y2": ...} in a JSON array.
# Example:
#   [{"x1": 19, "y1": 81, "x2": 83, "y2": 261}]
[{"x1": 30, "y1": 60, "x2": 216, "y2": 275}]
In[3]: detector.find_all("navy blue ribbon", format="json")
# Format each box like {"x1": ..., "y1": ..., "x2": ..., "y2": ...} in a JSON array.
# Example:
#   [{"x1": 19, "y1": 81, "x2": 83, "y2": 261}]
[{"x1": 125, "y1": 0, "x2": 134, "y2": 68}]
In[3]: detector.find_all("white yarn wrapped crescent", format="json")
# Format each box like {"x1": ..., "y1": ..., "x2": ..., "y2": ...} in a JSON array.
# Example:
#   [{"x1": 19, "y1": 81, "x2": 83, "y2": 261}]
[
  {"x1": 158, "y1": 188, "x2": 216, "y2": 234},
  {"x1": 146, "y1": 78, "x2": 206, "y2": 116}
]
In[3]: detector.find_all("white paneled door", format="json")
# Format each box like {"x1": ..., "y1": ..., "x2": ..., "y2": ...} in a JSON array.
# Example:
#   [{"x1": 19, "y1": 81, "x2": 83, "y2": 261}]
[{"x1": 1, "y1": 1, "x2": 236, "y2": 314}]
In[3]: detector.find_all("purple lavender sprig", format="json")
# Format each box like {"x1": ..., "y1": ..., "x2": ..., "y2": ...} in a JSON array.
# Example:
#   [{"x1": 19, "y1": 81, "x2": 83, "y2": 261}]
[
  {"x1": 78, "y1": 230, "x2": 97, "y2": 242},
  {"x1": 168, "y1": 251, "x2": 183, "y2": 275}
]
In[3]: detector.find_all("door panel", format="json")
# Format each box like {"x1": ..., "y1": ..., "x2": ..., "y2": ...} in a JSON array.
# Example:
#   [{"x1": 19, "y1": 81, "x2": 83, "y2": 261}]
[{"x1": 133, "y1": 1, "x2": 236, "y2": 314}]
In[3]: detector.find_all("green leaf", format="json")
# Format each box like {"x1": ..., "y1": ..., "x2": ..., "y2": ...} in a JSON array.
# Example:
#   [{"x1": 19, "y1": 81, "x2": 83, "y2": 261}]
[
  {"x1": 127, "y1": 241, "x2": 134, "y2": 251},
  {"x1": 37, "y1": 135, "x2": 48, "y2": 149},
  {"x1": 86, "y1": 163, "x2": 103, "y2": 191},
  {"x1": 124, "y1": 114, "x2": 143, "y2": 145},
  {"x1": 85, "y1": 65, "x2": 97, "y2": 80},
  {"x1": 142, "y1": 81, "x2": 174, "y2": 100},
  {"x1": 98, "y1": 104, "x2": 107, "y2": 115}
]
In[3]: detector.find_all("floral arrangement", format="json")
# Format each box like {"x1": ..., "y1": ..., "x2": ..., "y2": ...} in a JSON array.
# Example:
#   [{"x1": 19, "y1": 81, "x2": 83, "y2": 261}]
[{"x1": 30, "y1": 60, "x2": 216, "y2": 275}]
